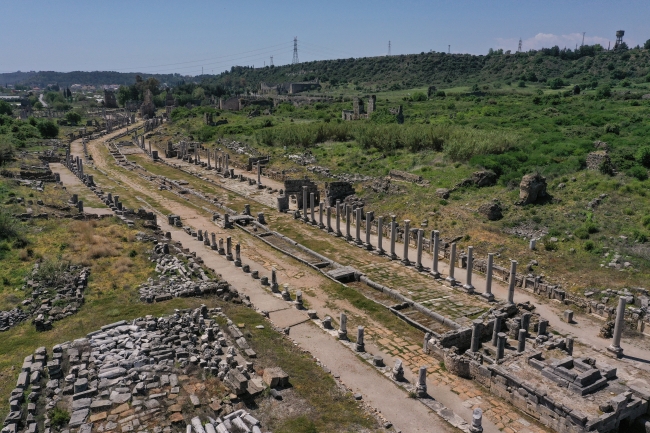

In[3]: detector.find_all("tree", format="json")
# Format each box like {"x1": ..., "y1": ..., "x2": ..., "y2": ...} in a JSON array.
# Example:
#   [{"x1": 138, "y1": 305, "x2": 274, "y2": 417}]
[
  {"x1": 33, "y1": 101, "x2": 43, "y2": 110},
  {"x1": 192, "y1": 87, "x2": 206, "y2": 100},
  {"x1": 0, "y1": 100, "x2": 13, "y2": 116},
  {"x1": 645, "y1": 39, "x2": 650, "y2": 50},
  {"x1": 65, "y1": 111, "x2": 81, "y2": 124},
  {"x1": 573, "y1": 85, "x2": 581, "y2": 95},
  {"x1": 37, "y1": 120, "x2": 59, "y2": 139}
]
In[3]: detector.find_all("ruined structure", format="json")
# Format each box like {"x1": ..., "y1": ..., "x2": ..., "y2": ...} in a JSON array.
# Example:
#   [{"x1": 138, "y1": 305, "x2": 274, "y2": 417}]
[
  {"x1": 324, "y1": 181, "x2": 355, "y2": 206},
  {"x1": 342, "y1": 95, "x2": 376, "y2": 120},
  {"x1": 277, "y1": 178, "x2": 319, "y2": 211},
  {"x1": 139, "y1": 89, "x2": 156, "y2": 119},
  {"x1": 103, "y1": 90, "x2": 118, "y2": 109},
  {"x1": 259, "y1": 79, "x2": 321, "y2": 95}
]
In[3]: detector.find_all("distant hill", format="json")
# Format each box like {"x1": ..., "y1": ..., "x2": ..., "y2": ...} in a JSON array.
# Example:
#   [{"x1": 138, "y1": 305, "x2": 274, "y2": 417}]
[
  {"x1": 201, "y1": 46, "x2": 650, "y2": 92},
  {"x1": 4, "y1": 45, "x2": 649, "y2": 92},
  {"x1": 0, "y1": 71, "x2": 193, "y2": 89}
]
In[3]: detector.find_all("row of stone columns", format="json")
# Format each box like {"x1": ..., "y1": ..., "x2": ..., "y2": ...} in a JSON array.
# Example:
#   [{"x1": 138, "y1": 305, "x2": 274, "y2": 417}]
[{"x1": 294, "y1": 187, "x2": 523, "y2": 304}]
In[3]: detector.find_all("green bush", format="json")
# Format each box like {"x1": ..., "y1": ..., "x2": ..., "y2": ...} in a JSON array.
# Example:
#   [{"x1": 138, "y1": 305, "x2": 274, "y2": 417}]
[
  {"x1": 633, "y1": 229, "x2": 648, "y2": 243},
  {"x1": 584, "y1": 240, "x2": 595, "y2": 251},
  {"x1": 626, "y1": 165, "x2": 648, "y2": 181},
  {"x1": 411, "y1": 91, "x2": 427, "y2": 101},
  {"x1": 604, "y1": 123, "x2": 620, "y2": 135},
  {"x1": 574, "y1": 227, "x2": 590, "y2": 239},
  {"x1": 596, "y1": 85, "x2": 612, "y2": 99},
  {"x1": 642, "y1": 215, "x2": 650, "y2": 228},
  {"x1": 49, "y1": 407, "x2": 70, "y2": 429},
  {"x1": 635, "y1": 146, "x2": 650, "y2": 168}
]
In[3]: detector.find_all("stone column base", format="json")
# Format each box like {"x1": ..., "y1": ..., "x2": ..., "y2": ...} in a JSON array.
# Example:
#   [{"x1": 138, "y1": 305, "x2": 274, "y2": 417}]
[{"x1": 606, "y1": 345, "x2": 623, "y2": 358}]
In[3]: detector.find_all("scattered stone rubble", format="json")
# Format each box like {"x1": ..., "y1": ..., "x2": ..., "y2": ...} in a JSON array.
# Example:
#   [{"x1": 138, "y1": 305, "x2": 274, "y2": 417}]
[
  {"x1": 0, "y1": 262, "x2": 89, "y2": 332},
  {"x1": 1, "y1": 306, "x2": 282, "y2": 433},
  {"x1": 138, "y1": 242, "x2": 232, "y2": 304}
]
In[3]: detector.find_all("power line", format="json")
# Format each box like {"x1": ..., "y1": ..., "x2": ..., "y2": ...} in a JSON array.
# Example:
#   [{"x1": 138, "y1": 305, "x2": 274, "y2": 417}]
[{"x1": 292, "y1": 37, "x2": 299, "y2": 64}]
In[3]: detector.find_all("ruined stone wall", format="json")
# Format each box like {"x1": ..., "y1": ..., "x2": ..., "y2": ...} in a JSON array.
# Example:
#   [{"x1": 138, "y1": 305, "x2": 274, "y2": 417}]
[
  {"x1": 389, "y1": 169, "x2": 422, "y2": 183},
  {"x1": 586, "y1": 151, "x2": 610, "y2": 170},
  {"x1": 219, "y1": 97, "x2": 241, "y2": 111},
  {"x1": 324, "y1": 181, "x2": 355, "y2": 206}
]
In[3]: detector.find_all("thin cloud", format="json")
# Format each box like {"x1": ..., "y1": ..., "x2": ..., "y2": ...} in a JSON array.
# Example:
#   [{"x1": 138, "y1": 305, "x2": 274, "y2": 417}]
[{"x1": 495, "y1": 33, "x2": 612, "y2": 52}]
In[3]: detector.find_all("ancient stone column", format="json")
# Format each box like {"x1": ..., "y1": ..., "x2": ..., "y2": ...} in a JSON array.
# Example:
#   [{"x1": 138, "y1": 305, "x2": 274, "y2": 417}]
[
  {"x1": 335, "y1": 201, "x2": 342, "y2": 236},
  {"x1": 464, "y1": 246, "x2": 474, "y2": 293},
  {"x1": 355, "y1": 208, "x2": 362, "y2": 245},
  {"x1": 345, "y1": 205, "x2": 352, "y2": 240},
  {"x1": 470, "y1": 319, "x2": 482, "y2": 353},
  {"x1": 470, "y1": 408, "x2": 483, "y2": 433},
  {"x1": 257, "y1": 162, "x2": 261, "y2": 186},
  {"x1": 318, "y1": 202, "x2": 325, "y2": 229},
  {"x1": 401, "y1": 220, "x2": 411, "y2": 265},
  {"x1": 484, "y1": 253, "x2": 494, "y2": 300},
  {"x1": 226, "y1": 237, "x2": 233, "y2": 261},
  {"x1": 431, "y1": 230, "x2": 440, "y2": 278},
  {"x1": 390, "y1": 217, "x2": 398, "y2": 260},
  {"x1": 521, "y1": 312, "x2": 531, "y2": 335},
  {"x1": 377, "y1": 216, "x2": 384, "y2": 255},
  {"x1": 415, "y1": 366, "x2": 427, "y2": 397},
  {"x1": 207, "y1": 150, "x2": 211, "y2": 169},
  {"x1": 364, "y1": 212, "x2": 373, "y2": 250},
  {"x1": 244, "y1": 204, "x2": 250, "y2": 216},
  {"x1": 310, "y1": 192, "x2": 316, "y2": 225},
  {"x1": 507, "y1": 260, "x2": 517, "y2": 304},
  {"x1": 538, "y1": 319, "x2": 548, "y2": 336},
  {"x1": 302, "y1": 187, "x2": 309, "y2": 222},
  {"x1": 338, "y1": 313, "x2": 348, "y2": 339},
  {"x1": 446, "y1": 243, "x2": 457, "y2": 285},
  {"x1": 197, "y1": 230, "x2": 204, "y2": 242},
  {"x1": 271, "y1": 268, "x2": 279, "y2": 292},
  {"x1": 77, "y1": 201, "x2": 84, "y2": 213},
  {"x1": 411, "y1": 229, "x2": 422, "y2": 271},
  {"x1": 326, "y1": 206, "x2": 332, "y2": 232},
  {"x1": 295, "y1": 291, "x2": 303, "y2": 309},
  {"x1": 211, "y1": 233, "x2": 217, "y2": 250},
  {"x1": 356, "y1": 326, "x2": 365, "y2": 352},
  {"x1": 517, "y1": 329, "x2": 526, "y2": 353},
  {"x1": 391, "y1": 359, "x2": 404, "y2": 381},
  {"x1": 224, "y1": 154, "x2": 229, "y2": 176},
  {"x1": 496, "y1": 332, "x2": 506, "y2": 361},
  {"x1": 608, "y1": 296, "x2": 626, "y2": 357},
  {"x1": 566, "y1": 336, "x2": 574, "y2": 356},
  {"x1": 234, "y1": 244, "x2": 242, "y2": 267},
  {"x1": 492, "y1": 314, "x2": 503, "y2": 346}
]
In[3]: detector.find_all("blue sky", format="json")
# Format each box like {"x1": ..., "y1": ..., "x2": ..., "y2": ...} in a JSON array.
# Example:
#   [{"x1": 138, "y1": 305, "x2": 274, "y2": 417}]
[{"x1": 1, "y1": 0, "x2": 648, "y2": 75}]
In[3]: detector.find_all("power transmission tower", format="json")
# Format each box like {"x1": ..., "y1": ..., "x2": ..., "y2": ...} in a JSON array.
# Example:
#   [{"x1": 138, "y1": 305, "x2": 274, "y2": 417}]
[
  {"x1": 581, "y1": 32, "x2": 586, "y2": 47},
  {"x1": 292, "y1": 37, "x2": 299, "y2": 64},
  {"x1": 388, "y1": 41, "x2": 391, "y2": 56},
  {"x1": 448, "y1": 45, "x2": 450, "y2": 54},
  {"x1": 518, "y1": 38, "x2": 522, "y2": 53},
  {"x1": 270, "y1": 56, "x2": 274, "y2": 67}
]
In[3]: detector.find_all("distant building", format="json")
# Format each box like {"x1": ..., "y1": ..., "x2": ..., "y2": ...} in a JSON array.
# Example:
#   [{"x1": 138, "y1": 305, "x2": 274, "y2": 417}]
[
  {"x1": 342, "y1": 95, "x2": 403, "y2": 123},
  {"x1": 259, "y1": 79, "x2": 320, "y2": 95}
]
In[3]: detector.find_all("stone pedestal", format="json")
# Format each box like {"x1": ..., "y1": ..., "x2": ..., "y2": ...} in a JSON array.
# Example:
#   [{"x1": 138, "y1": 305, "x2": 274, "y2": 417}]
[
  {"x1": 415, "y1": 366, "x2": 427, "y2": 397},
  {"x1": 355, "y1": 326, "x2": 365, "y2": 352}
]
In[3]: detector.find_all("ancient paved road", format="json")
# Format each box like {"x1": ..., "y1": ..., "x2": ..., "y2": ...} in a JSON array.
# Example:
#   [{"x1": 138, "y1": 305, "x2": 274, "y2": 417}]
[
  {"x1": 60, "y1": 133, "x2": 479, "y2": 433},
  {"x1": 163, "y1": 153, "x2": 650, "y2": 368}
]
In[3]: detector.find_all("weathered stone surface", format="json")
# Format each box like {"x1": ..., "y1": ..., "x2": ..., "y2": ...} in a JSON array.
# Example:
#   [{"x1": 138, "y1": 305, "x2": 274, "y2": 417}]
[
  {"x1": 518, "y1": 173, "x2": 547, "y2": 205},
  {"x1": 262, "y1": 367, "x2": 289, "y2": 388},
  {"x1": 477, "y1": 202, "x2": 503, "y2": 221}
]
